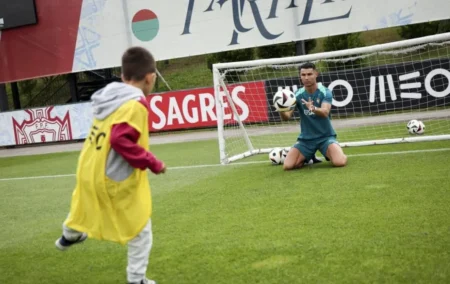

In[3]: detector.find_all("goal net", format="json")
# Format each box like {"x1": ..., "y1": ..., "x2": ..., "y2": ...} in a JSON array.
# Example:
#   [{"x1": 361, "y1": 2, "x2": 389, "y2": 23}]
[{"x1": 212, "y1": 32, "x2": 450, "y2": 164}]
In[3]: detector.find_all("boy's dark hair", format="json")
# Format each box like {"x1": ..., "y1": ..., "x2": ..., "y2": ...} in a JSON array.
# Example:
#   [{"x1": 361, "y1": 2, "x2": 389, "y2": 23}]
[
  {"x1": 299, "y1": 62, "x2": 316, "y2": 71},
  {"x1": 121, "y1": 47, "x2": 156, "y2": 81}
]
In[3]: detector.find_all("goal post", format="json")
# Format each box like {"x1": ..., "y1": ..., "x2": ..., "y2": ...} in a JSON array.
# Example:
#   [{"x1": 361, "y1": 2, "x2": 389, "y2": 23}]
[{"x1": 213, "y1": 32, "x2": 450, "y2": 164}]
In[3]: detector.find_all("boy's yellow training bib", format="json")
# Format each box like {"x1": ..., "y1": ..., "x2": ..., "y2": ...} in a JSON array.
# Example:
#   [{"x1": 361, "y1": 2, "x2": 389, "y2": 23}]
[{"x1": 65, "y1": 99, "x2": 151, "y2": 245}]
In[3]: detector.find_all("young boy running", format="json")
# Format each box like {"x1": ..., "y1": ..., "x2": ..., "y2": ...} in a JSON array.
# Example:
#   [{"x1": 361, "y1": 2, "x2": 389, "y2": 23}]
[{"x1": 54, "y1": 46, "x2": 166, "y2": 284}]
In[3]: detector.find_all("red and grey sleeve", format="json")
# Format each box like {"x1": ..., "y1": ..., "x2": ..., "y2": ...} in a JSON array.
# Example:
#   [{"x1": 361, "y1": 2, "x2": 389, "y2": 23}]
[{"x1": 110, "y1": 122, "x2": 164, "y2": 173}]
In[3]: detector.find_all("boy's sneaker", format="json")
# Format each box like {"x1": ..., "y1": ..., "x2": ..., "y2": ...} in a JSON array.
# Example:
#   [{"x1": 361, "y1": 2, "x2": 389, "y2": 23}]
[
  {"x1": 55, "y1": 233, "x2": 88, "y2": 251},
  {"x1": 128, "y1": 278, "x2": 156, "y2": 284}
]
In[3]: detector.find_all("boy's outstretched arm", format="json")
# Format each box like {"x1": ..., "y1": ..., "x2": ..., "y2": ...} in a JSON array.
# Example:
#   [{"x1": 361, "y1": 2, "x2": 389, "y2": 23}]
[{"x1": 110, "y1": 122, "x2": 166, "y2": 174}]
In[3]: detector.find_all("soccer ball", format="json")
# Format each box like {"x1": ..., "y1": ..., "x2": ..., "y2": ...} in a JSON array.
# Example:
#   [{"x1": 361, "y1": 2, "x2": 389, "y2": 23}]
[
  {"x1": 269, "y1": 148, "x2": 283, "y2": 165},
  {"x1": 273, "y1": 89, "x2": 296, "y2": 111},
  {"x1": 269, "y1": 148, "x2": 289, "y2": 165},
  {"x1": 407, "y1": 119, "x2": 425, "y2": 135}
]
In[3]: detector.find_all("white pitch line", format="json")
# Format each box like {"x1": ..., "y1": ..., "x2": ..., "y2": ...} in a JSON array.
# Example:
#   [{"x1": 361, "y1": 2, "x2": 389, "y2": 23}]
[
  {"x1": 1, "y1": 148, "x2": 449, "y2": 182},
  {"x1": 343, "y1": 147, "x2": 450, "y2": 157},
  {"x1": 0, "y1": 174, "x2": 76, "y2": 182}
]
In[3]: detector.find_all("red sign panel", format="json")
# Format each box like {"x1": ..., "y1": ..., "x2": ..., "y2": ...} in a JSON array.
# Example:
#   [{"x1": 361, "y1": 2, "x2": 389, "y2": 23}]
[
  {"x1": 146, "y1": 81, "x2": 268, "y2": 131},
  {"x1": 0, "y1": 0, "x2": 83, "y2": 83}
]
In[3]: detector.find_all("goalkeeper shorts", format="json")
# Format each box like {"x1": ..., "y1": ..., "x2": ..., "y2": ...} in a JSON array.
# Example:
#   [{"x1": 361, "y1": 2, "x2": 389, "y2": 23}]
[{"x1": 293, "y1": 136, "x2": 338, "y2": 161}]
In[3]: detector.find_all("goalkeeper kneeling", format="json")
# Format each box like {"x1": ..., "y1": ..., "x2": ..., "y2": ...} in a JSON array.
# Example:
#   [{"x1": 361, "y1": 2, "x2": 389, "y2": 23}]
[{"x1": 278, "y1": 62, "x2": 347, "y2": 170}]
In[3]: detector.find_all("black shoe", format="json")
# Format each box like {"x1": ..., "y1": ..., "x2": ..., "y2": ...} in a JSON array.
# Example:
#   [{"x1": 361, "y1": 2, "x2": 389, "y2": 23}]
[
  {"x1": 55, "y1": 233, "x2": 87, "y2": 251},
  {"x1": 305, "y1": 155, "x2": 323, "y2": 165},
  {"x1": 311, "y1": 155, "x2": 323, "y2": 163}
]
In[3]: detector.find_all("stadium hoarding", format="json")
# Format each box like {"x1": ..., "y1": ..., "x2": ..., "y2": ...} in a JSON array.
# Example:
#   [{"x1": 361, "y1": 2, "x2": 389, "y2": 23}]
[
  {"x1": 147, "y1": 81, "x2": 268, "y2": 131},
  {"x1": 1, "y1": 58, "x2": 449, "y2": 147},
  {"x1": 0, "y1": 0, "x2": 83, "y2": 84},
  {"x1": 0, "y1": 103, "x2": 92, "y2": 147},
  {"x1": 2, "y1": 0, "x2": 450, "y2": 83},
  {"x1": 264, "y1": 58, "x2": 450, "y2": 122},
  {"x1": 0, "y1": 81, "x2": 268, "y2": 146}
]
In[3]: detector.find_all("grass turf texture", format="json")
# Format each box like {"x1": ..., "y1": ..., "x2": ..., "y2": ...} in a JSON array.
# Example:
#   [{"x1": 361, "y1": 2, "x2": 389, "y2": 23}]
[{"x1": 1, "y1": 139, "x2": 450, "y2": 284}]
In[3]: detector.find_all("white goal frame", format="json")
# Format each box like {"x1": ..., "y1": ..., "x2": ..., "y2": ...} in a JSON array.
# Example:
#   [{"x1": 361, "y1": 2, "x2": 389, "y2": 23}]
[{"x1": 212, "y1": 32, "x2": 450, "y2": 165}]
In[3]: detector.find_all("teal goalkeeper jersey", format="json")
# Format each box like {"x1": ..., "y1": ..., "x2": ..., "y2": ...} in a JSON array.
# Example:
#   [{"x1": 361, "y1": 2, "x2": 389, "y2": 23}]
[{"x1": 295, "y1": 83, "x2": 337, "y2": 140}]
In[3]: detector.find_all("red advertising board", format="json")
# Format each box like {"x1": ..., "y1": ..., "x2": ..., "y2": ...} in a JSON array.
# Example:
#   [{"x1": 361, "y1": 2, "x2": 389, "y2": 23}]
[
  {"x1": 0, "y1": 0, "x2": 83, "y2": 83},
  {"x1": 146, "y1": 81, "x2": 268, "y2": 131}
]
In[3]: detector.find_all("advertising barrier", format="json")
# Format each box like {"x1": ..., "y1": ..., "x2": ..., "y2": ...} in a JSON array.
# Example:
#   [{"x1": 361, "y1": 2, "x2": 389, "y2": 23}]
[
  {"x1": 264, "y1": 59, "x2": 450, "y2": 121},
  {"x1": 1, "y1": 59, "x2": 449, "y2": 146},
  {"x1": 0, "y1": 81, "x2": 267, "y2": 146}
]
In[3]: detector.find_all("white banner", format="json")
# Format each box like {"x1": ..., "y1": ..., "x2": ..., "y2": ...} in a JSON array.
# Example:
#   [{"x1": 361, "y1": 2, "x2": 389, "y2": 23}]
[
  {"x1": 72, "y1": 0, "x2": 450, "y2": 71},
  {"x1": 0, "y1": 103, "x2": 93, "y2": 147}
]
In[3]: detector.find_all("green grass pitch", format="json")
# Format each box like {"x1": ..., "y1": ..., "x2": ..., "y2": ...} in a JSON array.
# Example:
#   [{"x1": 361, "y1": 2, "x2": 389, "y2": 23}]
[{"x1": 1, "y1": 139, "x2": 450, "y2": 284}]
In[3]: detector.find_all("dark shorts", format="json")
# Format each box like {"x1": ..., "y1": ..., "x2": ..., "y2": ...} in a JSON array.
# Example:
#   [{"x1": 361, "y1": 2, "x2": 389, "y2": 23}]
[{"x1": 293, "y1": 136, "x2": 338, "y2": 161}]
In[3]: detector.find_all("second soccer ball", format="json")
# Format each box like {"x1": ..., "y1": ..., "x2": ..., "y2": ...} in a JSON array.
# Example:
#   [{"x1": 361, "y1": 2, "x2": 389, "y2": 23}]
[{"x1": 406, "y1": 119, "x2": 425, "y2": 135}]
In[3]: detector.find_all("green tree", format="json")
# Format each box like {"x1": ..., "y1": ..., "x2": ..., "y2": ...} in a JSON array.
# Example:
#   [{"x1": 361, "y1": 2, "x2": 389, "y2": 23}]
[
  {"x1": 206, "y1": 48, "x2": 255, "y2": 83},
  {"x1": 323, "y1": 33, "x2": 365, "y2": 70},
  {"x1": 438, "y1": 20, "x2": 450, "y2": 33},
  {"x1": 256, "y1": 39, "x2": 317, "y2": 59},
  {"x1": 398, "y1": 20, "x2": 450, "y2": 40}
]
